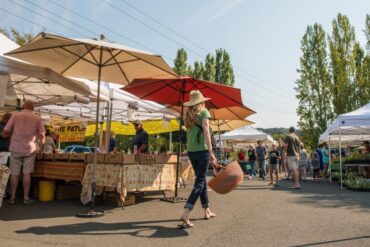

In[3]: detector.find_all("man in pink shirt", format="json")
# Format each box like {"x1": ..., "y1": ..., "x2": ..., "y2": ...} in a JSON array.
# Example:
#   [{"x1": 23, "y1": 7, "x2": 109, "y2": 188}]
[{"x1": 1, "y1": 100, "x2": 45, "y2": 204}]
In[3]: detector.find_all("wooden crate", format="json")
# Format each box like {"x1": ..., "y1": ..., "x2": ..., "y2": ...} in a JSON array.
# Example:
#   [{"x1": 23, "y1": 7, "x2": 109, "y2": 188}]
[
  {"x1": 41, "y1": 153, "x2": 55, "y2": 161},
  {"x1": 123, "y1": 154, "x2": 137, "y2": 164},
  {"x1": 105, "y1": 153, "x2": 123, "y2": 164},
  {"x1": 155, "y1": 154, "x2": 178, "y2": 164},
  {"x1": 55, "y1": 184, "x2": 82, "y2": 200},
  {"x1": 69, "y1": 153, "x2": 86, "y2": 161},
  {"x1": 103, "y1": 192, "x2": 135, "y2": 206},
  {"x1": 137, "y1": 154, "x2": 155, "y2": 164},
  {"x1": 86, "y1": 153, "x2": 106, "y2": 163},
  {"x1": 54, "y1": 153, "x2": 70, "y2": 161}
]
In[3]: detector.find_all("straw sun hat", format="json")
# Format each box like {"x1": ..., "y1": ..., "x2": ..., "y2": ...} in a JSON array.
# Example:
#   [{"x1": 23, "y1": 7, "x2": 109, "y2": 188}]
[{"x1": 183, "y1": 90, "x2": 210, "y2": 107}]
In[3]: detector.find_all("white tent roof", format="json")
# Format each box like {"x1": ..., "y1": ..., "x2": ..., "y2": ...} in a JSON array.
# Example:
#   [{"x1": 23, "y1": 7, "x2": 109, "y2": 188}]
[
  {"x1": 319, "y1": 102, "x2": 370, "y2": 145},
  {"x1": 37, "y1": 81, "x2": 178, "y2": 123},
  {"x1": 220, "y1": 125, "x2": 275, "y2": 144},
  {"x1": 0, "y1": 34, "x2": 92, "y2": 108}
]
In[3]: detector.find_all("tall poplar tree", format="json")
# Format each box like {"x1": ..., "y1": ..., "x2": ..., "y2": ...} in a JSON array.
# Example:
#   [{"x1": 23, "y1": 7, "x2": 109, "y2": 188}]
[
  {"x1": 192, "y1": 61, "x2": 205, "y2": 79},
  {"x1": 296, "y1": 24, "x2": 333, "y2": 148},
  {"x1": 173, "y1": 48, "x2": 192, "y2": 76},
  {"x1": 215, "y1": 49, "x2": 235, "y2": 86},
  {"x1": 329, "y1": 14, "x2": 357, "y2": 115},
  {"x1": 203, "y1": 54, "x2": 216, "y2": 81}
]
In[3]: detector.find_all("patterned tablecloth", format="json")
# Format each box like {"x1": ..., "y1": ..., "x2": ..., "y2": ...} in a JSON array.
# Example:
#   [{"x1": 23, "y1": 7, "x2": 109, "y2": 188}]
[
  {"x1": 0, "y1": 165, "x2": 10, "y2": 208},
  {"x1": 32, "y1": 161, "x2": 85, "y2": 181},
  {"x1": 80, "y1": 162, "x2": 194, "y2": 205}
]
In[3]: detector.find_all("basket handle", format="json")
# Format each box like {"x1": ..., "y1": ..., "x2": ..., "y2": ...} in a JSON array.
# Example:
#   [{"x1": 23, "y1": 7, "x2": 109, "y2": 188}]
[{"x1": 211, "y1": 163, "x2": 224, "y2": 177}]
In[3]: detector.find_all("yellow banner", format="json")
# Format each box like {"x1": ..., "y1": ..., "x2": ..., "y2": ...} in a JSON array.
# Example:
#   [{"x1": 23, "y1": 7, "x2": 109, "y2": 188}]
[
  {"x1": 85, "y1": 119, "x2": 179, "y2": 136},
  {"x1": 54, "y1": 125, "x2": 86, "y2": 142}
]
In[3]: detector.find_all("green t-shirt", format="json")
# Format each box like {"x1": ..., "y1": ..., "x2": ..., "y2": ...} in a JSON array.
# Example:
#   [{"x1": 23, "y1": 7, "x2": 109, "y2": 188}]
[{"x1": 187, "y1": 109, "x2": 211, "y2": 152}]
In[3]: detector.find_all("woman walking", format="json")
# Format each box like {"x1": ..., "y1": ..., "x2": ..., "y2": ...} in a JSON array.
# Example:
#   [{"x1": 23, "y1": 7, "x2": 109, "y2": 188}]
[
  {"x1": 247, "y1": 145, "x2": 256, "y2": 178},
  {"x1": 180, "y1": 90, "x2": 217, "y2": 228}
]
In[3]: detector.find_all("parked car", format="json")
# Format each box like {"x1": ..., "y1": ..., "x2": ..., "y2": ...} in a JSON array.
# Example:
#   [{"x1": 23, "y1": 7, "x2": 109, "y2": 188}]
[{"x1": 64, "y1": 145, "x2": 93, "y2": 153}]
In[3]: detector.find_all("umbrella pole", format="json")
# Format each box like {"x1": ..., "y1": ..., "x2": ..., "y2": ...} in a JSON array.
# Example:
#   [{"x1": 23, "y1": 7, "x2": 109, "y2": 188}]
[
  {"x1": 161, "y1": 80, "x2": 187, "y2": 203},
  {"x1": 77, "y1": 46, "x2": 105, "y2": 217}
]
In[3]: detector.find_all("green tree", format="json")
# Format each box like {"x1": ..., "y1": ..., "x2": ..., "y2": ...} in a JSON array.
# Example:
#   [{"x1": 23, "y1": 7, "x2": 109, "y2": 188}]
[
  {"x1": 365, "y1": 14, "x2": 370, "y2": 51},
  {"x1": 296, "y1": 24, "x2": 333, "y2": 149},
  {"x1": 191, "y1": 61, "x2": 205, "y2": 80},
  {"x1": 215, "y1": 49, "x2": 235, "y2": 86},
  {"x1": 203, "y1": 54, "x2": 216, "y2": 81},
  {"x1": 329, "y1": 13, "x2": 357, "y2": 115},
  {"x1": 352, "y1": 43, "x2": 370, "y2": 108},
  {"x1": 173, "y1": 48, "x2": 192, "y2": 76},
  {"x1": 0, "y1": 27, "x2": 33, "y2": 46}
]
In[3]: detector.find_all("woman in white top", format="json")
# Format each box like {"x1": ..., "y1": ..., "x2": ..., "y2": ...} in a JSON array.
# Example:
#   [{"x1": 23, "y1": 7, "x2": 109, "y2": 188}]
[
  {"x1": 43, "y1": 130, "x2": 56, "y2": 154},
  {"x1": 299, "y1": 144, "x2": 309, "y2": 181}
]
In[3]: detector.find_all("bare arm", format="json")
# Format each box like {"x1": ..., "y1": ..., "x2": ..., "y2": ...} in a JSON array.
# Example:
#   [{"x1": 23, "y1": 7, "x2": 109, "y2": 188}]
[{"x1": 202, "y1": 118, "x2": 216, "y2": 165}]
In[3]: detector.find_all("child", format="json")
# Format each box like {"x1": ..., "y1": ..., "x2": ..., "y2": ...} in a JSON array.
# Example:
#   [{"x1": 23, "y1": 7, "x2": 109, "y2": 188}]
[
  {"x1": 311, "y1": 151, "x2": 321, "y2": 182},
  {"x1": 268, "y1": 144, "x2": 280, "y2": 186}
]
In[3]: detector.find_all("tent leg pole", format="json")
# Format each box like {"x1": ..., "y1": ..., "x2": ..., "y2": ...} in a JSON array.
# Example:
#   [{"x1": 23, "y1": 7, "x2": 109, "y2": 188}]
[
  {"x1": 329, "y1": 135, "x2": 332, "y2": 183},
  {"x1": 339, "y1": 121, "x2": 343, "y2": 189}
]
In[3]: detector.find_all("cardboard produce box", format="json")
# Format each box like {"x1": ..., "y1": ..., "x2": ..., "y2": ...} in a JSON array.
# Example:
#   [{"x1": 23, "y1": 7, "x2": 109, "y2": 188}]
[
  {"x1": 105, "y1": 153, "x2": 123, "y2": 164},
  {"x1": 155, "y1": 154, "x2": 178, "y2": 164},
  {"x1": 86, "y1": 153, "x2": 106, "y2": 163},
  {"x1": 103, "y1": 192, "x2": 135, "y2": 206},
  {"x1": 69, "y1": 153, "x2": 86, "y2": 161},
  {"x1": 137, "y1": 154, "x2": 155, "y2": 164},
  {"x1": 123, "y1": 154, "x2": 137, "y2": 164},
  {"x1": 41, "y1": 153, "x2": 55, "y2": 161},
  {"x1": 55, "y1": 184, "x2": 82, "y2": 200},
  {"x1": 54, "y1": 153, "x2": 70, "y2": 161}
]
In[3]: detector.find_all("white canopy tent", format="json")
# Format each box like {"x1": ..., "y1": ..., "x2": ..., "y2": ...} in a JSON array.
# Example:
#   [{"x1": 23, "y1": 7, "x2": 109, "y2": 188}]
[
  {"x1": 0, "y1": 34, "x2": 92, "y2": 109},
  {"x1": 319, "y1": 102, "x2": 370, "y2": 187},
  {"x1": 220, "y1": 125, "x2": 276, "y2": 147}
]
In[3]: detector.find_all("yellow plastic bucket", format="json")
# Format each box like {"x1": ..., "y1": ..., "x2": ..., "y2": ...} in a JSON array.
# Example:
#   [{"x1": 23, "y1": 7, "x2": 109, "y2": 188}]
[{"x1": 39, "y1": 180, "x2": 55, "y2": 202}]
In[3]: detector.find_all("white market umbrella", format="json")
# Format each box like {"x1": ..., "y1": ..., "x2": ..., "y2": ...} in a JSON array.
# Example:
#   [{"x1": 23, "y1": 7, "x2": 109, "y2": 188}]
[{"x1": 6, "y1": 32, "x2": 178, "y2": 215}]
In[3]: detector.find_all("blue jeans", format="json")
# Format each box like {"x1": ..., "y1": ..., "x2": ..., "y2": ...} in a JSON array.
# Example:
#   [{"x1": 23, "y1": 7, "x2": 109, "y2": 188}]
[
  {"x1": 249, "y1": 160, "x2": 256, "y2": 176},
  {"x1": 185, "y1": 150, "x2": 210, "y2": 210},
  {"x1": 257, "y1": 159, "x2": 266, "y2": 178}
]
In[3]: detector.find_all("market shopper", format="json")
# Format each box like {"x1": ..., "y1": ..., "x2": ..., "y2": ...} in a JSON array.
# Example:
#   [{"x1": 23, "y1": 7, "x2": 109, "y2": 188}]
[
  {"x1": 247, "y1": 145, "x2": 256, "y2": 178},
  {"x1": 0, "y1": 113, "x2": 12, "y2": 152},
  {"x1": 268, "y1": 144, "x2": 280, "y2": 186},
  {"x1": 132, "y1": 119, "x2": 148, "y2": 154},
  {"x1": 256, "y1": 140, "x2": 267, "y2": 180},
  {"x1": 108, "y1": 131, "x2": 117, "y2": 153},
  {"x1": 321, "y1": 142, "x2": 330, "y2": 180},
  {"x1": 180, "y1": 90, "x2": 217, "y2": 228},
  {"x1": 284, "y1": 127, "x2": 301, "y2": 189},
  {"x1": 43, "y1": 129, "x2": 56, "y2": 154},
  {"x1": 299, "y1": 144, "x2": 309, "y2": 181},
  {"x1": 1, "y1": 100, "x2": 45, "y2": 205}
]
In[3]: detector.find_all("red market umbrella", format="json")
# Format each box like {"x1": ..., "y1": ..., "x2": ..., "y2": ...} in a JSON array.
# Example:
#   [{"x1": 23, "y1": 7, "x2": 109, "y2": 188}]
[
  {"x1": 122, "y1": 76, "x2": 244, "y2": 109},
  {"x1": 122, "y1": 76, "x2": 246, "y2": 201}
]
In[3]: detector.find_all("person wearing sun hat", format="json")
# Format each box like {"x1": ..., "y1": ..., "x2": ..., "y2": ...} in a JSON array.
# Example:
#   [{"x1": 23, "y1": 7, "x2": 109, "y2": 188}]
[
  {"x1": 132, "y1": 119, "x2": 148, "y2": 154},
  {"x1": 179, "y1": 90, "x2": 217, "y2": 228}
]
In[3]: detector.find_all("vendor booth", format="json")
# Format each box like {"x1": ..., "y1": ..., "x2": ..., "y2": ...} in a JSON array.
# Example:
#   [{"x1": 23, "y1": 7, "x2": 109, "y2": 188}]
[{"x1": 319, "y1": 102, "x2": 370, "y2": 188}]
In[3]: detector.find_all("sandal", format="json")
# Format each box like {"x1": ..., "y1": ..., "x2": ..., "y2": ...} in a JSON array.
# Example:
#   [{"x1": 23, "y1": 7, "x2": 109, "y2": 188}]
[
  {"x1": 8, "y1": 199, "x2": 16, "y2": 205},
  {"x1": 267, "y1": 183, "x2": 273, "y2": 186},
  {"x1": 204, "y1": 212, "x2": 216, "y2": 220},
  {"x1": 289, "y1": 186, "x2": 301, "y2": 190},
  {"x1": 23, "y1": 199, "x2": 33, "y2": 205},
  {"x1": 178, "y1": 217, "x2": 194, "y2": 228}
]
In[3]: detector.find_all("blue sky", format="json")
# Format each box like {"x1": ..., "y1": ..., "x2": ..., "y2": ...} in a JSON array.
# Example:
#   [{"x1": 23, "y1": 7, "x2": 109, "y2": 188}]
[{"x1": 2, "y1": 0, "x2": 369, "y2": 128}]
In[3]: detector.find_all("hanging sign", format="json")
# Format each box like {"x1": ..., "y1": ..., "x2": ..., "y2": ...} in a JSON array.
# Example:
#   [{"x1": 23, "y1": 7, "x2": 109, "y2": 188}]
[{"x1": 54, "y1": 124, "x2": 86, "y2": 142}]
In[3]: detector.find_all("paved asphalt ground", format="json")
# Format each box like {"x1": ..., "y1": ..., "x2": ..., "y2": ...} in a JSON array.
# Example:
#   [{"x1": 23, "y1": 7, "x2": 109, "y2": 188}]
[{"x1": 0, "y1": 176, "x2": 369, "y2": 247}]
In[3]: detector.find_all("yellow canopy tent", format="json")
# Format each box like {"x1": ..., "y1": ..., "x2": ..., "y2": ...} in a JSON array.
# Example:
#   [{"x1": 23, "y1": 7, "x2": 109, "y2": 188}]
[{"x1": 85, "y1": 119, "x2": 179, "y2": 136}]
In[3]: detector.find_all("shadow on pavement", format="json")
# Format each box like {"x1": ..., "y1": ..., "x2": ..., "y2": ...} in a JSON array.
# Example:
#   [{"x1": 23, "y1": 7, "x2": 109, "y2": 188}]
[
  {"x1": 0, "y1": 199, "x2": 117, "y2": 221},
  {"x1": 290, "y1": 235, "x2": 370, "y2": 247},
  {"x1": 15, "y1": 219, "x2": 189, "y2": 238},
  {"x1": 272, "y1": 179, "x2": 370, "y2": 212}
]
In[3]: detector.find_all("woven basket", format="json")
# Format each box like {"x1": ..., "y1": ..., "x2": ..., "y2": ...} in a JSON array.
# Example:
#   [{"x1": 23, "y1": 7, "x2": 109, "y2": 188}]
[{"x1": 208, "y1": 161, "x2": 244, "y2": 194}]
